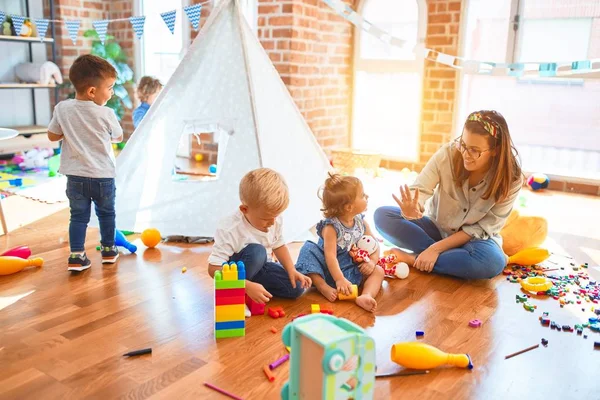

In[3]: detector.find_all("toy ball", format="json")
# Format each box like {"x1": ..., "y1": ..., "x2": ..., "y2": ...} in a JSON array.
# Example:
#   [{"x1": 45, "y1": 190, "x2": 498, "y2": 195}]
[
  {"x1": 141, "y1": 228, "x2": 162, "y2": 248},
  {"x1": 194, "y1": 154, "x2": 204, "y2": 162},
  {"x1": 209, "y1": 164, "x2": 217, "y2": 174},
  {"x1": 526, "y1": 173, "x2": 549, "y2": 191},
  {"x1": 395, "y1": 262, "x2": 409, "y2": 279}
]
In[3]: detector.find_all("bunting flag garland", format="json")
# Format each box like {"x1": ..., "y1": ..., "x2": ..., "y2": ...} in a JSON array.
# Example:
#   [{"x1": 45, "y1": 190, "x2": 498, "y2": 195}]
[
  {"x1": 0, "y1": 0, "x2": 597, "y2": 79},
  {"x1": 183, "y1": 4, "x2": 202, "y2": 31},
  {"x1": 64, "y1": 19, "x2": 80, "y2": 45},
  {"x1": 34, "y1": 18, "x2": 50, "y2": 42},
  {"x1": 92, "y1": 19, "x2": 109, "y2": 45},
  {"x1": 322, "y1": 0, "x2": 599, "y2": 78},
  {"x1": 11, "y1": 15, "x2": 26, "y2": 35},
  {"x1": 129, "y1": 16, "x2": 145, "y2": 39},
  {"x1": 160, "y1": 10, "x2": 177, "y2": 34}
]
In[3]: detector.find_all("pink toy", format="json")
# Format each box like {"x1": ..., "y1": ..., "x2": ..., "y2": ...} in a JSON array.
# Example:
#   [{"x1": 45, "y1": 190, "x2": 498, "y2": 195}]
[
  {"x1": 1, "y1": 246, "x2": 32, "y2": 259},
  {"x1": 469, "y1": 319, "x2": 482, "y2": 328},
  {"x1": 245, "y1": 294, "x2": 265, "y2": 316},
  {"x1": 12, "y1": 148, "x2": 54, "y2": 170}
]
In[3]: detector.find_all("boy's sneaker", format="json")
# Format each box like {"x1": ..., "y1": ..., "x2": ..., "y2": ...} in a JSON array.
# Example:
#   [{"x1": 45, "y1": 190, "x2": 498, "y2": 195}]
[
  {"x1": 67, "y1": 253, "x2": 91, "y2": 272},
  {"x1": 101, "y1": 246, "x2": 119, "y2": 264}
]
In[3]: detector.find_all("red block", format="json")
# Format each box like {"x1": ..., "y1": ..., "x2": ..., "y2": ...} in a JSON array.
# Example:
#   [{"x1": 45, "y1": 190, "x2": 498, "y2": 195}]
[
  {"x1": 245, "y1": 294, "x2": 265, "y2": 316},
  {"x1": 216, "y1": 288, "x2": 245, "y2": 298},
  {"x1": 215, "y1": 295, "x2": 245, "y2": 306}
]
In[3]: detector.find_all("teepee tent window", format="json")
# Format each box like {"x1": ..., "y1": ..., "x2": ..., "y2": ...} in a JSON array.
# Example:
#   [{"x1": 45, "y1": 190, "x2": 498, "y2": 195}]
[{"x1": 172, "y1": 122, "x2": 233, "y2": 182}]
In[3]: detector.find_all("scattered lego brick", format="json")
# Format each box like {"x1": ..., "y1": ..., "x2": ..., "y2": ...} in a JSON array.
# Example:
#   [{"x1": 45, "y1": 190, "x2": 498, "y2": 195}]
[
  {"x1": 271, "y1": 327, "x2": 278, "y2": 334},
  {"x1": 268, "y1": 306, "x2": 285, "y2": 319},
  {"x1": 541, "y1": 338, "x2": 549, "y2": 347},
  {"x1": 311, "y1": 304, "x2": 320, "y2": 314},
  {"x1": 416, "y1": 331, "x2": 424, "y2": 337},
  {"x1": 469, "y1": 319, "x2": 482, "y2": 328}
]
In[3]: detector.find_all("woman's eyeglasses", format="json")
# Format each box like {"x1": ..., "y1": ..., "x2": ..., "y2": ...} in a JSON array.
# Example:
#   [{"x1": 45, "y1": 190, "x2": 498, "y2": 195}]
[{"x1": 454, "y1": 138, "x2": 492, "y2": 160}]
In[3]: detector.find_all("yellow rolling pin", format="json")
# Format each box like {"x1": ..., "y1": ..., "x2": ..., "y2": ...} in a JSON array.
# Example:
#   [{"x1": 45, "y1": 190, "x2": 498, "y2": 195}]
[
  {"x1": 391, "y1": 342, "x2": 473, "y2": 370},
  {"x1": 338, "y1": 284, "x2": 358, "y2": 300}
]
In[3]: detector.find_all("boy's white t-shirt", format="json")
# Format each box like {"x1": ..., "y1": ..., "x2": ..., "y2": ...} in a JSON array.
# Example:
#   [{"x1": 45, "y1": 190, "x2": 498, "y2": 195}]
[
  {"x1": 48, "y1": 99, "x2": 123, "y2": 178},
  {"x1": 208, "y1": 210, "x2": 285, "y2": 266}
]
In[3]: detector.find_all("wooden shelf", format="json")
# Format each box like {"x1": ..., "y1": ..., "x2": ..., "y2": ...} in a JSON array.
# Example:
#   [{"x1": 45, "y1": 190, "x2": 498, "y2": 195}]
[
  {"x1": 11, "y1": 125, "x2": 47, "y2": 135},
  {"x1": 0, "y1": 35, "x2": 54, "y2": 43},
  {"x1": 0, "y1": 133, "x2": 59, "y2": 155},
  {"x1": 0, "y1": 83, "x2": 57, "y2": 89}
]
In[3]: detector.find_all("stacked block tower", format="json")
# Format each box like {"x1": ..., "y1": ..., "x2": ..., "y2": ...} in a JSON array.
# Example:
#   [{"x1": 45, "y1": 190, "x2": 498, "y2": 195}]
[{"x1": 214, "y1": 261, "x2": 246, "y2": 339}]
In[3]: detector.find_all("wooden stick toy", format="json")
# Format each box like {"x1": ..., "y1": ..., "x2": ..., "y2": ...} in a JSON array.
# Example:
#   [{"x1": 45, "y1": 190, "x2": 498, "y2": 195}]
[
  {"x1": 505, "y1": 344, "x2": 539, "y2": 359},
  {"x1": 123, "y1": 348, "x2": 152, "y2": 357},
  {"x1": 204, "y1": 382, "x2": 243, "y2": 400},
  {"x1": 269, "y1": 354, "x2": 290, "y2": 370}
]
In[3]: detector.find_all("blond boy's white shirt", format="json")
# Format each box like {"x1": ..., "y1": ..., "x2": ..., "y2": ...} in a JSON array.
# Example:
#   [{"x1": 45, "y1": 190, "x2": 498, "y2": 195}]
[{"x1": 208, "y1": 210, "x2": 285, "y2": 266}]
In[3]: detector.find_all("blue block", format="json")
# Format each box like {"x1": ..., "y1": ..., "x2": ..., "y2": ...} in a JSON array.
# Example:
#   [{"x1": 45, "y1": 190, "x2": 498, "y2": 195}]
[{"x1": 215, "y1": 320, "x2": 245, "y2": 330}]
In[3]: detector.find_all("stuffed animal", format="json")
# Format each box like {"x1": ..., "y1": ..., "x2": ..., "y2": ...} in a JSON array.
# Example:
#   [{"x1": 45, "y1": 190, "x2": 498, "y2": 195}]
[
  {"x1": 2, "y1": 21, "x2": 11, "y2": 36},
  {"x1": 15, "y1": 61, "x2": 63, "y2": 85},
  {"x1": 12, "y1": 148, "x2": 55, "y2": 170},
  {"x1": 350, "y1": 235, "x2": 409, "y2": 279}
]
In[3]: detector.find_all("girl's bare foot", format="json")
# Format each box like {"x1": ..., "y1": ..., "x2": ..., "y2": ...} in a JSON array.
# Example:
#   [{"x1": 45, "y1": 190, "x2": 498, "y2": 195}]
[
  {"x1": 386, "y1": 248, "x2": 415, "y2": 266},
  {"x1": 356, "y1": 294, "x2": 377, "y2": 312},
  {"x1": 315, "y1": 281, "x2": 338, "y2": 302}
]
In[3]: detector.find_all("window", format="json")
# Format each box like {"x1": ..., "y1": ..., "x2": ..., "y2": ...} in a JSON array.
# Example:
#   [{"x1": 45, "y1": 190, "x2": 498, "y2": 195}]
[
  {"x1": 457, "y1": 0, "x2": 600, "y2": 181},
  {"x1": 137, "y1": 0, "x2": 190, "y2": 84},
  {"x1": 352, "y1": 0, "x2": 426, "y2": 162},
  {"x1": 172, "y1": 121, "x2": 233, "y2": 182}
]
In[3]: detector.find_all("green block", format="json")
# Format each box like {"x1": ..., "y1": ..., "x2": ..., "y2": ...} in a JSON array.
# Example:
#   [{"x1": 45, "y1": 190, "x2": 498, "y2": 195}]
[
  {"x1": 215, "y1": 328, "x2": 245, "y2": 339},
  {"x1": 121, "y1": 230, "x2": 135, "y2": 236},
  {"x1": 215, "y1": 280, "x2": 245, "y2": 289}
]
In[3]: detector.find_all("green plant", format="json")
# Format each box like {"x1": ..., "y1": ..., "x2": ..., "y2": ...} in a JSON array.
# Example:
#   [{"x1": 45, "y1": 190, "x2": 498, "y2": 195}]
[{"x1": 63, "y1": 29, "x2": 134, "y2": 121}]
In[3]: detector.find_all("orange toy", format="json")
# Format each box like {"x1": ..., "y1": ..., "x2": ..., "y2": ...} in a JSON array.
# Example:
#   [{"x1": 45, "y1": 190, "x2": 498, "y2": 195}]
[
  {"x1": 390, "y1": 342, "x2": 473, "y2": 370},
  {"x1": 141, "y1": 228, "x2": 162, "y2": 248},
  {"x1": 0, "y1": 256, "x2": 44, "y2": 276}
]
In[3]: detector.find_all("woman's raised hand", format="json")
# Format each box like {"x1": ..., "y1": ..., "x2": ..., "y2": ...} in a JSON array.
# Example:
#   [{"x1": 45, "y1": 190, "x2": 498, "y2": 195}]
[{"x1": 392, "y1": 185, "x2": 423, "y2": 220}]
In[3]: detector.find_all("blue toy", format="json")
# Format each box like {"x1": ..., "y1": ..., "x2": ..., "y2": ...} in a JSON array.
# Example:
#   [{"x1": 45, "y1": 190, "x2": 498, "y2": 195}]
[
  {"x1": 115, "y1": 230, "x2": 137, "y2": 253},
  {"x1": 209, "y1": 164, "x2": 217, "y2": 174}
]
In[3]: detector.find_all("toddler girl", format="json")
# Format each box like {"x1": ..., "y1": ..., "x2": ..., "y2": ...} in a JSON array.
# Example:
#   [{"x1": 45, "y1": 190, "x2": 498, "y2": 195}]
[
  {"x1": 296, "y1": 173, "x2": 384, "y2": 312},
  {"x1": 132, "y1": 76, "x2": 162, "y2": 129}
]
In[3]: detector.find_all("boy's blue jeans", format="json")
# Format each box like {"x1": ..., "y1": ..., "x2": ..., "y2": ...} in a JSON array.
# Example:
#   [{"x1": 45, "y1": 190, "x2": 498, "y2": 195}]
[
  {"x1": 66, "y1": 175, "x2": 116, "y2": 253},
  {"x1": 374, "y1": 206, "x2": 506, "y2": 280},
  {"x1": 231, "y1": 244, "x2": 305, "y2": 299}
]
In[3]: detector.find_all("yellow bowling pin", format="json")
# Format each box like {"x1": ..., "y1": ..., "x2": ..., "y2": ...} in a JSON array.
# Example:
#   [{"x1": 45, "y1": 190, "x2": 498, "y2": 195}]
[
  {"x1": 391, "y1": 342, "x2": 473, "y2": 370},
  {"x1": 507, "y1": 247, "x2": 550, "y2": 266},
  {"x1": 0, "y1": 256, "x2": 44, "y2": 276}
]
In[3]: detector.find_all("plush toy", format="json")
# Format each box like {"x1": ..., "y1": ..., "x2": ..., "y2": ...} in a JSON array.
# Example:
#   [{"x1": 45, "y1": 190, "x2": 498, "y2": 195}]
[
  {"x1": 350, "y1": 235, "x2": 409, "y2": 279},
  {"x1": 19, "y1": 20, "x2": 34, "y2": 37},
  {"x1": 526, "y1": 173, "x2": 549, "y2": 191},
  {"x1": 12, "y1": 148, "x2": 55, "y2": 170},
  {"x1": 500, "y1": 209, "x2": 548, "y2": 256},
  {"x1": 15, "y1": 61, "x2": 63, "y2": 85}
]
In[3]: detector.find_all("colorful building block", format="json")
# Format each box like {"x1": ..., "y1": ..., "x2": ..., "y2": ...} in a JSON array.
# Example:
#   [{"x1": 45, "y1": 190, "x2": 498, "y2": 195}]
[
  {"x1": 311, "y1": 304, "x2": 320, "y2": 314},
  {"x1": 245, "y1": 293, "x2": 265, "y2": 315},
  {"x1": 215, "y1": 262, "x2": 246, "y2": 339},
  {"x1": 268, "y1": 306, "x2": 285, "y2": 318}
]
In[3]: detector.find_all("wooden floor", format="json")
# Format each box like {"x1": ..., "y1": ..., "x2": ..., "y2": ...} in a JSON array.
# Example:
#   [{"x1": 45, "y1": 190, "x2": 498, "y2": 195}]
[{"x1": 0, "y1": 190, "x2": 599, "y2": 399}]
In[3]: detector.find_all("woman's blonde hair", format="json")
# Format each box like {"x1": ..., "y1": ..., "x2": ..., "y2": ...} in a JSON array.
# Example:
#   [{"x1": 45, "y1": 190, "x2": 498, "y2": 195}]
[
  {"x1": 452, "y1": 110, "x2": 523, "y2": 202},
  {"x1": 239, "y1": 168, "x2": 289, "y2": 214},
  {"x1": 136, "y1": 76, "x2": 162, "y2": 102},
  {"x1": 319, "y1": 173, "x2": 362, "y2": 218}
]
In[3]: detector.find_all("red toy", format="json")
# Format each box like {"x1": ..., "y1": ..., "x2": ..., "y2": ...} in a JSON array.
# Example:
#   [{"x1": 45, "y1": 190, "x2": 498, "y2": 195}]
[
  {"x1": 245, "y1": 294, "x2": 265, "y2": 316},
  {"x1": 1, "y1": 246, "x2": 32, "y2": 259},
  {"x1": 268, "y1": 306, "x2": 285, "y2": 318}
]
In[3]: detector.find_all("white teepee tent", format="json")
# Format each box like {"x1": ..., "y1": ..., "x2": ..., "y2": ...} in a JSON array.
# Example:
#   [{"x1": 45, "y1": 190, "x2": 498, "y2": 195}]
[{"x1": 106, "y1": 0, "x2": 331, "y2": 240}]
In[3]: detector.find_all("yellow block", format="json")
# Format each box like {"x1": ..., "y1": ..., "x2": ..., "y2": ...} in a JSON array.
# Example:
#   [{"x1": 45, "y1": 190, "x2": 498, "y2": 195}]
[
  {"x1": 311, "y1": 304, "x2": 320, "y2": 314},
  {"x1": 222, "y1": 264, "x2": 238, "y2": 281},
  {"x1": 215, "y1": 304, "x2": 245, "y2": 322}
]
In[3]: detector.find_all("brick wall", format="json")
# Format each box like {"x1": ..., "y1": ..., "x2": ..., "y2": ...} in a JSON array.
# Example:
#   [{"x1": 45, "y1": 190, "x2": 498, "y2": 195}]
[{"x1": 257, "y1": 0, "x2": 354, "y2": 150}]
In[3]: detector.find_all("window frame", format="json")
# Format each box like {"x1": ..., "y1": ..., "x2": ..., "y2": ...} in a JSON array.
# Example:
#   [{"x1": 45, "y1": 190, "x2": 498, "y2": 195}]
[{"x1": 351, "y1": 0, "x2": 428, "y2": 163}]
